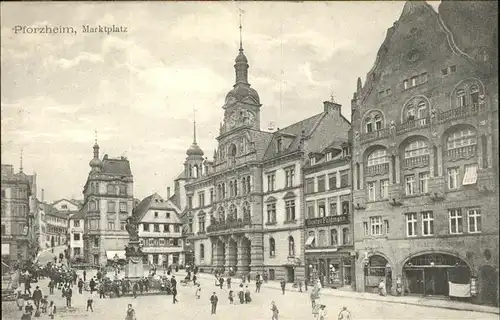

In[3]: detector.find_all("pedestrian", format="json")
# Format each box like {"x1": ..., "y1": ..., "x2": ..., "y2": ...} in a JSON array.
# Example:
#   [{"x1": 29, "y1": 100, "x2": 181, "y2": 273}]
[
  {"x1": 378, "y1": 279, "x2": 386, "y2": 296},
  {"x1": 227, "y1": 276, "x2": 231, "y2": 289},
  {"x1": 77, "y1": 279, "x2": 84, "y2": 294},
  {"x1": 172, "y1": 286, "x2": 178, "y2": 304},
  {"x1": 48, "y1": 301, "x2": 56, "y2": 319},
  {"x1": 65, "y1": 286, "x2": 72, "y2": 308},
  {"x1": 210, "y1": 292, "x2": 218, "y2": 315},
  {"x1": 318, "y1": 305, "x2": 327, "y2": 320},
  {"x1": 32, "y1": 286, "x2": 42, "y2": 310},
  {"x1": 24, "y1": 278, "x2": 32, "y2": 295},
  {"x1": 247, "y1": 273, "x2": 251, "y2": 283},
  {"x1": 125, "y1": 304, "x2": 136, "y2": 320},
  {"x1": 22, "y1": 301, "x2": 34, "y2": 320},
  {"x1": 280, "y1": 279, "x2": 286, "y2": 295},
  {"x1": 218, "y1": 276, "x2": 224, "y2": 289},
  {"x1": 193, "y1": 274, "x2": 197, "y2": 285},
  {"x1": 228, "y1": 290, "x2": 234, "y2": 304},
  {"x1": 83, "y1": 270, "x2": 86, "y2": 282},
  {"x1": 89, "y1": 278, "x2": 96, "y2": 294},
  {"x1": 48, "y1": 280, "x2": 54, "y2": 295},
  {"x1": 16, "y1": 289, "x2": 25, "y2": 311},
  {"x1": 338, "y1": 306, "x2": 351, "y2": 320},
  {"x1": 244, "y1": 285, "x2": 251, "y2": 303},
  {"x1": 40, "y1": 296, "x2": 48, "y2": 313},
  {"x1": 305, "y1": 279, "x2": 308, "y2": 292},
  {"x1": 255, "y1": 279, "x2": 261, "y2": 293},
  {"x1": 195, "y1": 283, "x2": 201, "y2": 299},
  {"x1": 132, "y1": 282, "x2": 138, "y2": 299},
  {"x1": 87, "y1": 291, "x2": 94, "y2": 312},
  {"x1": 271, "y1": 301, "x2": 279, "y2": 320},
  {"x1": 238, "y1": 284, "x2": 245, "y2": 304}
]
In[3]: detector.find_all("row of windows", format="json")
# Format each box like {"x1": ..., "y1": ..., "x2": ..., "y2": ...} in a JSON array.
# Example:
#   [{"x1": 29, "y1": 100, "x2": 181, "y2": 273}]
[
  {"x1": 88, "y1": 200, "x2": 128, "y2": 213},
  {"x1": 402, "y1": 72, "x2": 428, "y2": 90},
  {"x1": 142, "y1": 223, "x2": 181, "y2": 233},
  {"x1": 309, "y1": 147, "x2": 351, "y2": 166},
  {"x1": 266, "y1": 167, "x2": 296, "y2": 192},
  {"x1": 269, "y1": 236, "x2": 297, "y2": 257},
  {"x1": 140, "y1": 238, "x2": 181, "y2": 247},
  {"x1": 306, "y1": 197, "x2": 350, "y2": 219},
  {"x1": 213, "y1": 176, "x2": 252, "y2": 203},
  {"x1": 305, "y1": 170, "x2": 350, "y2": 194},
  {"x1": 266, "y1": 199, "x2": 296, "y2": 224},
  {"x1": 153, "y1": 211, "x2": 172, "y2": 219},
  {"x1": 213, "y1": 202, "x2": 251, "y2": 222},
  {"x1": 307, "y1": 228, "x2": 351, "y2": 247},
  {"x1": 107, "y1": 221, "x2": 126, "y2": 231}
]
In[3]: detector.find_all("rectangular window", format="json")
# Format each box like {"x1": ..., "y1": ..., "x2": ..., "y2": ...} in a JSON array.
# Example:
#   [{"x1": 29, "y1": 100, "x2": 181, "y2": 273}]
[
  {"x1": 93, "y1": 237, "x2": 99, "y2": 247},
  {"x1": 154, "y1": 212, "x2": 159, "y2": 218},
  {"x1": 267, "y1": 203, "x2": 277, "y2": 223},
  {"x1": 267, "y1": 173, "x2": 276, "y2": 192},
  {"x1": 328, "y1": 174, "x2": 337, "y2": 190},
  {"x1": 198, "y1": 217, "x2": 205, "y2": 232},
  {"x1": 159, "y1": 238, "x2": 165, "y2": 246},
  {"x1": 441, "y1": 68, "x2": 448, "y2": 75},
  {"x1": 367, "y1": 182, "x2": 376, "y2": 201},
  {"x1": 74, "y1": 247, "x2": 81, "y2": 256},
  {"x1": 154, "y1": 224, "x2": 160, "y2": 232},
  {"x1": 285, "y1": 167, "x2": 295, "y2": 188},
  {"x1": 342, "y1": 201, "x2": 350, "y2": 215},
  {"x1": 326, "y1": 152, "x2": 332, "y2": 161},
  {"x1": 149, "y1": 238, "x2": 155, "y2": 246},
  {"x1": 406, "y1": 213, "x2": 417, "y2": 237},
  {"x1": 405, "y1": 175, "x2": 416, "y2": 195},
  {"x1": 198, "y1": 192, "x2": 205, "y2": 207},
  {"x1": 317, "y1": 176, "x2": 326, "y2": 192},
  {"x1": 463, "y1": 164, "x2": 478, "y2": 185},
  {"x1": 329, "y1": 198, "x2": 337, "y2": 216},
  {"x1": 74, "y1": 220, "x2": 80, "y2": 228},
  {"x1": 411, "y1": 76, "x2": 417, "y2": 87},
  {"x1": 403, "y1": 79, "x2": 409, "y2": 89},
  {"x1": 143, "y1": 223, "x2": 149, "y2": 232},
  {"x1": 317, "y1": 201, "x2": 326, "y2": 218},
  {"x1": 107, "y1": 201, "x2": 116, "y2": 213},
  {"x1": 447, "y1": 167, "x2": 460, "y2": 190},
  {"x1": 467, "y1": 208, "x2": 481, "y2": 233},
  {"x1": 306, "y1": 202, "x2": 315, "y2": 219},
  {"x1": 119, "y1": 202, "x2": 127, "y2": 212},
  {"x1": 285, "y1": 200, "x2": 296, "y2": 221},
  {"x1": 449, "y1": 209, "x2": 463, "y2": 234},
  {"x1": 340, "y1": 170, "x2": 349, "y2": 188},
  {"x1": 120, "y1": 222, "x2": 126, "y2": 230},
  {"x1": 380, "y1": 179, "x2": 389, "y2": 199},
  {"x1": 422, "y1": 211, "x2": 434, "y2": 236},
  {"x1": 210, "y1": 189, "x2": 214, "y2": 204},
  {"x1": 174, "y1": 224, "x2": 180, "y2": 233},
  {"x1": 306, "y1": 178, "x2": 315, "y2": 194},
  {"x1": 419, "y1": 172, "x2": 430, "y2": 194},
  {"x1": 310, "y1": 157, "x2": 316, "y2": 166},
  {"x1": 384, "y1": 219, "x2": 389, "y2": 235},
  {"x1": 73, "y1": 233, "x2": 80, "y2": 241},
  {"x1": 187, "y1": 196, "x2": 193, "y2": 209},
  {"x1": 450, "y1": 65, "x2": 457, "y2": 73},
  {"x1": 164, "y1": 224, "x2": 170, "y2": 233},
  {"x1": 166, "y1": 212, "x2": 171, "y2": 219},
  {"x1": 363, "y1": 222, "x2": 369, "y2": 237},
  {"x1": 370, "y1": 216, "x2": 382, "y2": 236}
]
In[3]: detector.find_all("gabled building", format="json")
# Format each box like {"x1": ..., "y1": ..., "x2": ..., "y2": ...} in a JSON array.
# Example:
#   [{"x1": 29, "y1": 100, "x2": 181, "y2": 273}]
[
  {"x1": 134, "y1": 193, "x2": 184, "y2": 267},
  {"x1": 43, "y1": 203, "x2": 69, "y2": 248},
  {"x1": 350, "y1": 1, "x2": 498, "y2": 305},
  {"x1": 68, "y1": 210, "x2": 85, "y2": 261},
  {"x1": 81, "y1": 140, "x2": 134, "y2": 266},
  {"x1": 52, "y1": 198, "x2": 82, "y2": 213}
]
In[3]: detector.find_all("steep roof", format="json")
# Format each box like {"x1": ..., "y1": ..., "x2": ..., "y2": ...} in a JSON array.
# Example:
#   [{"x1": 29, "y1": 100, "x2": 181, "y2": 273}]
[
  {"x1": 133, "y1": 193, "x2": 181, "y2": 222},
  {"x1": 52, "y1": 198, "x2": 81, "y2": 208},
  {"x1": 43, "y1": 203, "x2": 69, "y2": 219},
  {"x1": 101, "y1": 157, "x2": 132, "y2": 176},
  {"x1": 69, "y1": 210, "x2": 85, "y2": 220},
  {"x1": 263, "y1": 113, "x2": 324, "y2": 161}
]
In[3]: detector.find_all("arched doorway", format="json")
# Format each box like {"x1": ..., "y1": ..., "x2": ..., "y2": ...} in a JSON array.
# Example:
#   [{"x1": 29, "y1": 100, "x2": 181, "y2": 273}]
[
  {"x1": 364, "y1": 255, "x2": 391, "y2": 293},
  {"x1": 240, "y1": 237, "x2": 251, "y2": 272},
  {"x1": 402, "y1": 253, "x2": 470, "y2": 297},
  {"x1": 227, "y1": 238, "x2": 238, "y2": 270}
]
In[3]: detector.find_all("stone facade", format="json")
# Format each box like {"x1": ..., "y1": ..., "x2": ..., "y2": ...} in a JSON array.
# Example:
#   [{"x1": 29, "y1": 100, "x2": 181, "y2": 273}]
[{"x1": 350, "y1": 2, "x2": 498, "y2": 305}]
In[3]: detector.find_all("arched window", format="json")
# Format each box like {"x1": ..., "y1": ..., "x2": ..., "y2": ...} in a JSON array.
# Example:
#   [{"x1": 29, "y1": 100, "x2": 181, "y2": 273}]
[
  {"x1": 417, "y1": 101, "x2": 428, "y2": 119},
  {"x1": 229, "y1": 181, "x2": 234, "y2": 197},
  {"x1": 457, "y1": 89, "x2": 466, "y2": 107},
  {"x1": 234, "y1": 179, "x2": 238, "y2": 196},
  {"x1": 246, "y1": 176, "x2": 251, "y2": 193},
  {"x1": 193, "y1": 165, "x2": 199, "y2": 178},
  {"x1": 342, "y1": 228, "x2": 350, "y2": 245},
  {"x1": 107, "y1": 185, "x2": 115, "y2": 194},
  {"x1": 470, "y1": 85, "x2": 479, "y2": 106},
  {"x1": 242, "y1": 202, "x2": 251, "y2": 220},
  {"x1": 200, "y1": 244, "x2": 205, "y2": 260},
  {"x1": 406, "y1": 104, "x2": 415, "y2": 121},
  {"x1": 374, "y1": 115, "x2": 382, "y2": 130},
  {"x1": 367, "y1": 149, "x2": 388, "y2": 166},
  {"x1": 404, "y1": 140, "x2": 429, "y2": 159},
  {"x1": 318, "y1": 230, "x2": 327, "y2": 247},
  {"x1": 330, "y1": 229, "x2": 338, "y2": 246},
  {"x1": 229, "y1": 204, "x2": 237, "y2": 220},
  {"x1": 217, "y1": 185, "x2": 222, "y2": 200},
  {"x1": 447, "y1": 128, "x2": 477, "y2": 151},
  {"x1": 269, "y1": 238, "x2": 276, "y2": 257},
  {"x1": 218, "y1": 207, "x2": 225, "y2": 222},
  {"x1": 288, "y1": 236, "x2": 295, "y2": 257},
  {"x1": 229, "y1": 144, "x2": 237, "y2": 157},
  {"x1": 365, "y1": 117, "x2": 373, "y2": 133}
]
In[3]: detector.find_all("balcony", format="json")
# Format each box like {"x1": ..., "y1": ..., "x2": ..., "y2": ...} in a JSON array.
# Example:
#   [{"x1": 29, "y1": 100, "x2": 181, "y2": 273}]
[
  {"x1": 305, "y1": 214, "x2": 348, "y2": 227},
  {"x1": 365, "y1": 163, "x2": 389, "y2": 177},
  {"x1": 396, "y1": 117, "x2": 430, "y2": 134},
  {"x1": 438, "y1": 104, "x2": 480, "y2": 123},
  {"x1": 360, "y1": 128, "x2": 391, "y2": 143},
  {"x1": 446, "y1": 145, "x2": 477, "y2": 161},
  {"x1": 206, "y1": 217, "x2": 251, "y2": 233},
  {"x1": 404, "y1": 155, "x2": 429, "y2": 170}
]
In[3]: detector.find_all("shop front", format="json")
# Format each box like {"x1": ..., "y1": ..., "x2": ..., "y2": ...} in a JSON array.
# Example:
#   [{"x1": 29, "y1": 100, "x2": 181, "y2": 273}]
[
  {"x1": 305, "y1": 248, "x2": 355, "y2": 289},
  {"x1": 363, "y1": 254, "x2": 392, "y2": 294}
]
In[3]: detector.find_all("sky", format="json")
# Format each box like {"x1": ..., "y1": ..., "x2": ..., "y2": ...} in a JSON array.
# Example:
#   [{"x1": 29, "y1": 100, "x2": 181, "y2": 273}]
[{"x1": 1, "y1": 1, "x2": 440, "y2": 203}]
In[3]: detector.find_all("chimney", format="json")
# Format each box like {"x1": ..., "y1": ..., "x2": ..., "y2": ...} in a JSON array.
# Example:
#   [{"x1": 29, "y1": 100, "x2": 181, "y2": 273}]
[
  {"x1": 323, "y1": 101, "x2": 341, "y2": 115},
  {"x1": 41, "y1": 189, "x2": 44, "y2": 203},
  {"x1": 167, "y1": 187, "x2": 171, "y2": 200}
]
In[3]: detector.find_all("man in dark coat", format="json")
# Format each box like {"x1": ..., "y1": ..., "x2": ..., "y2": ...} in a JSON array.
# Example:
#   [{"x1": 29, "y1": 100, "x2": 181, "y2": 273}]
[
  {"x1": 32, "y1": 286, "x2": 43, "y2": 309},
  {"x1": 171, "y1": 276, "x2": 178, "y2": 303},
  {"x1": 65, "y1": 286, "x2": 73, "y2": 307},
  {"x1": 210, "y1": 292, "x2": 218, "y2": 315},
  {"x1": 78, "y1": 279, "x2": 84, "y2": 294}
]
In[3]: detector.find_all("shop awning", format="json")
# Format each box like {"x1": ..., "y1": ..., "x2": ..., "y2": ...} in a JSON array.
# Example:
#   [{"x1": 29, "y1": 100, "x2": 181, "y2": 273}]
[
  {"x1": 106, "y1": 250, "x2": 126, "y2": 260},
  {"x1": 305, "y1": 236, "x2": 315, "y2": 246},
  {"x1": 1, "y1": 244, "x2": 9, "y2": 255}
]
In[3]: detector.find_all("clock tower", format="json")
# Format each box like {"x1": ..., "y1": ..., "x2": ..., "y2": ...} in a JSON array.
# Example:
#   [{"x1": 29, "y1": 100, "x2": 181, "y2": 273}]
[{"x1": 221, "y1": 18, "x2": 261, "y2": 134}]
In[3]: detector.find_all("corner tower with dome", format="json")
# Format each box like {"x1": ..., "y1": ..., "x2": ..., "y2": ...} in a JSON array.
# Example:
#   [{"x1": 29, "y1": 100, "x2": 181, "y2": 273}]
[{"x1": 81, "y1": 138, "x2": 135, "y2": 266}]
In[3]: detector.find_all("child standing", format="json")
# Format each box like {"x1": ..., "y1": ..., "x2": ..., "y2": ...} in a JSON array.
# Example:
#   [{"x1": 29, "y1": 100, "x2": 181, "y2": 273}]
[
  {"x1": 338, "y1": 306, "x2": 351, "y2": 320},
  {"x1": 228, "y1": 290, "x2": 234, "y2": 304},
  {"x1": 271, "y1": 301, "x2": 279, "y2": 320},
  {"x1": 195, "y1": 284, "x2": 201, "y2": 299},
  {"x1": 87, "y1": 291, "x2": 94, "y2": 312},
  {"x1": 318, "y1": 305, "x2": 327, "y2": 320}
]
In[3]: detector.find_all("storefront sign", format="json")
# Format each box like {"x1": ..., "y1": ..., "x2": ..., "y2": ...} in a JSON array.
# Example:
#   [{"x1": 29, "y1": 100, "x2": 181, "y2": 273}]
[{"x1": 305, "y1": 214, "x2": 348, "y2": 227}]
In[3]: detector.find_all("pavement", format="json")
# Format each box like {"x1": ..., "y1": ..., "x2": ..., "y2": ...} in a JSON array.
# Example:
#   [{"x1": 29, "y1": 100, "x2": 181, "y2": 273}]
[
  {"x1": 2, "y1": 268, "x2": 498, "y2": 320},
  {"x1": 179, "y1": 270, "x2": 500, "y2": 315}
]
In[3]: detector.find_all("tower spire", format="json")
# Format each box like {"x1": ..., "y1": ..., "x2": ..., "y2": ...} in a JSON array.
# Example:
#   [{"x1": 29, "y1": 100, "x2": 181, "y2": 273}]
[
  {"x1": 20, "y1": 148, "x2": 23, "y2": 173},
  {"x1": 93, "y1": 129, "x2": 99, "y2": 159},
  {"x1": 193, "y1": 107, "x2": 197, "y2": 144},
  {"x1": 239, "y1": 9, "x2": 243, "y2": 51},
  {"x1": 234, "y1": 8, "x2": 249, "y2": 85}
]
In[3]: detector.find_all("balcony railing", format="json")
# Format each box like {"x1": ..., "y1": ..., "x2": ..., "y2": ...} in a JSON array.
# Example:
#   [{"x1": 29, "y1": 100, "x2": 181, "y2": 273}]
[
  {"x1": 305, "y1": 214, "x2": 348, "y2": 227},
  {"x1": 206, "y1": 217, "x2": 251, "y2": 233},
  {"x1": 360, "y1": 128, "x2": 391, "y2": 143},
  {"x1": 446, "y1": 145, "x2": 477, "y2": 161},
  {"x1": 396, "y1": 117, "x2": 430, "y2": 134},
  {"x1": 438, "y1": 104, "x2": 479, "y2": 123},
  {"x1": 365, "y1": 163, "x2": 389, "y2": 177},
  {"x1": 404, "y1": 154, "x2": 429, "y2": 169}
]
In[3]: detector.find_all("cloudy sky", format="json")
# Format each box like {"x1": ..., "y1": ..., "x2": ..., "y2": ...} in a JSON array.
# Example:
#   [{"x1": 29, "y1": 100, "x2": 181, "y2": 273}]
[{"x1": 1, "y1": 1, "x2": 439, "y2": 203}]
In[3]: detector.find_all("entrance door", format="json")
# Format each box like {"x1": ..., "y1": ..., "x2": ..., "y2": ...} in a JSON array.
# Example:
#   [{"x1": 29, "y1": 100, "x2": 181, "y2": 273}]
[
  {"x1": 405, "y1": 269, "x2": 424, "y2": 295},
  {"x1": 425, "y1": 268, "x2": 448, "y2": 296},
  {"x1": 286, "y1": 267, "x2": 295, "y2": 283}
]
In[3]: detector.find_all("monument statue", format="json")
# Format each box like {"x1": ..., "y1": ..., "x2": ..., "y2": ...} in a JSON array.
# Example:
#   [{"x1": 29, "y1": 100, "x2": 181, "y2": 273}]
[
  {"x1": 125, "y1": 216, "x2": 139, "y2": 241},
  {"x1": 124, "y1": 215, "x2": 144, "y2": 280}
]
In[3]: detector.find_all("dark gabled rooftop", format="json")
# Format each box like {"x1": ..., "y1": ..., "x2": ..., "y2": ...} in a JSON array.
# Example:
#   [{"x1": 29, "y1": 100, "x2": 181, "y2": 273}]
[{"x1": 102, "y1": 157, "x2": 132, "y2": 176}]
